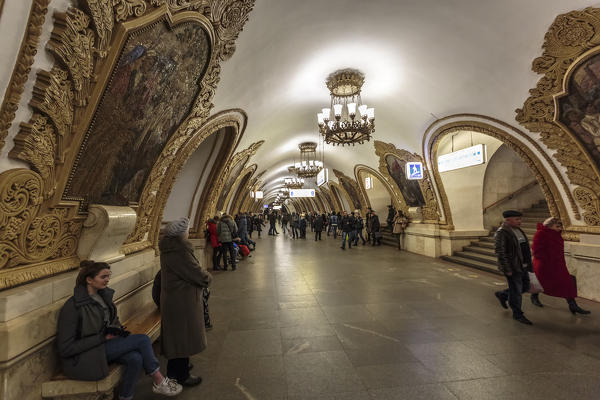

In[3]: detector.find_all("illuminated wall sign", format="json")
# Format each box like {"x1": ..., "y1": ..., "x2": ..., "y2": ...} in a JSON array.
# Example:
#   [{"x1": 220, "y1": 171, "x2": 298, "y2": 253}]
[
  {"x1": 263, "y1": 204, "x2": 269, "y2": 208},
  {"x1": 273, "y1": 205, "x2": 282, "y2": 210},
  {"x1": 365, "y1": 176, "x2": 373, "y2": 190},
  {"x1": 317, "y1": 168, "x2": 329, "y2": 186},
  {"x1": 289, "y1": 189, "x2": 316, "y2": 198},
  {"x1": 255, "y1": 191, "x2": 263, "y2": 199},
  {"x1": 437, "y1": 144, "x2": 486, "y2": 172},
  {"x1": 406, "y1": 162, "x2": 423, "y2": 180}
]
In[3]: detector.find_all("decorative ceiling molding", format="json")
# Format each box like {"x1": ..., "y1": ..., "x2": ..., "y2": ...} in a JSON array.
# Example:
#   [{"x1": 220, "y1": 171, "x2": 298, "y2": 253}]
[
  {"x1": 0, "y1": 0, "x2": 51, "y2": 151},
  {"x1": 516, "y1": 6, "x2": 600, "y2": 227},
  {"x1": 374, "y1": 140, "x2": 440, "y2": 223}
]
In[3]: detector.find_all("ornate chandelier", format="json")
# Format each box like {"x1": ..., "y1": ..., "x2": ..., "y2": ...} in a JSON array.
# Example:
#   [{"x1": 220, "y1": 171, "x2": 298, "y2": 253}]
[
  {"x1": 284, "y1": 175, "x2": 304, "y2": 189},
  {"x1": 317, "y1": 69, "x2": 375, "y2": 146},
  {"x1": 290, "y1": 142, "x2": 323, "y2": 178}
]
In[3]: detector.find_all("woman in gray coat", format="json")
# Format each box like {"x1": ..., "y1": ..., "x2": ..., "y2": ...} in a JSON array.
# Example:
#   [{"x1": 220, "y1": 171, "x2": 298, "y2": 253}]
[{"x1": 159, "y1": 217, "x2": 212, "y2": 386}]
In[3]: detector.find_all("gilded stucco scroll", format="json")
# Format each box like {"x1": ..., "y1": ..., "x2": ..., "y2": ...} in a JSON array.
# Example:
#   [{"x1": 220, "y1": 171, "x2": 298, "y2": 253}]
[{"x1": 516, "y1": 7, "x2": 600, "y2": 228}]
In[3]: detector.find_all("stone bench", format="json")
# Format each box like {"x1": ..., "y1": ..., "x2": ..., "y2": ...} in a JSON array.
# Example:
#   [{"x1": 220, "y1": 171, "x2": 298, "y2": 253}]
[{"x1": 41, "y1": 306, "x2": 161, "y2": 400}]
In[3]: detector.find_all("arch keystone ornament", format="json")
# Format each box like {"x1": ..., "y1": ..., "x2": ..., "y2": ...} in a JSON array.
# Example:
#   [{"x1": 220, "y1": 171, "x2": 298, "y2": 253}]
[
  {"x1": 374, "y1": 140, "x2": 440, "y2": 223},
  {"x1": 516, "y1": 7, "x2": 600, "y2": 230},
  {"x1": 0, "y1": 0, "x2": 255, "y2": 289}
]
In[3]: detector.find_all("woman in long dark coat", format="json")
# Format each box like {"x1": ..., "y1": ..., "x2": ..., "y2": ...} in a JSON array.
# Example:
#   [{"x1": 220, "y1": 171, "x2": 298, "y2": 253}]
[
  {"x1": 532, "y1": 217, "x2": 590, "y2": 315},
  {"x1": 159, "y1": 217, "x2": 212, "y2": 386}
]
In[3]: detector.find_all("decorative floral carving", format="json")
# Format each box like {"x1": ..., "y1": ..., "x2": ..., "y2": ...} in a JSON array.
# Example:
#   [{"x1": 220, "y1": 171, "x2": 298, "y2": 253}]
[
  {"x1": 516, "y1": 7, "x2": 600, "y2": 226},
  {"x1": 10, "y1": 115, "x2": 57, "y2": 199},
  {"x1": 0, "y1": 0, "x2": 51, "y2": 151},
  {"x1": 0, "y1": 169, "x2": 82, "y2": 289},
  {"x1": 48, "y1": 8, "x2": 95, "y2": 106},
  {"x1": 114, "y1": 0, "x2": 147, "y2": 22}
]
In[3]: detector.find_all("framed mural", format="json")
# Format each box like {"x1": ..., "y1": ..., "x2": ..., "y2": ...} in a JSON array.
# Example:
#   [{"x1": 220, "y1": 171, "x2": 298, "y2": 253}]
[
  {"x1": 559, "y1": 52, "x2": 600, "y2": 169},
  {"x1": 384, "y1": 154, "x2": 426, "y2": 207},
  {"x1": 65, "y1": 20, "x2": 211, "y2": 206}
]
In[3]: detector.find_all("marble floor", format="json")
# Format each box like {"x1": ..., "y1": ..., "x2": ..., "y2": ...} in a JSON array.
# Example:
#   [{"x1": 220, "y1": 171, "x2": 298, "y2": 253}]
[{"x1": 135, "y1": 231, "x2": 600, "y2": 400}]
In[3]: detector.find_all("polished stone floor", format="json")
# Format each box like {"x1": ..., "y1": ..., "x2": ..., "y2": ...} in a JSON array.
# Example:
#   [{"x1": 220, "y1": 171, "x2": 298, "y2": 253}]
[{"x1": 136, "y1": 231, "x2": 600, "y2": 399}]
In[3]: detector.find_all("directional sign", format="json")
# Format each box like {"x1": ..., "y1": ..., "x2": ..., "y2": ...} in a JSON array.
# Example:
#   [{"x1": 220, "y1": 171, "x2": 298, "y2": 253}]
[
  {"x1": 289, "y1": 189, "x2": 315, "y2": 198},
  {"x1": 437, "y1": 144, "x2": 486, "y2": 172},
  {"x1": 406, "y1": 162, "x2": 423, "y2": 180}
]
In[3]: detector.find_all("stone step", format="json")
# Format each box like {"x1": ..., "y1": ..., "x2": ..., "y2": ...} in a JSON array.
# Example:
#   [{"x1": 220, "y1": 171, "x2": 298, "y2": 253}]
[
  {"x1": 455, "y1": 250, "x2": 498, "y2": 265},
  {"x1": 463, "y1": 245, "x2": 496, "y2": 256},
  {"x1": 440, "y1": 255, "x2": 503, "y2": 276},
  {"x1": 470, "y1": 240, "x2": 494, "y2": 249},
  {"x1": 479, "y1": 236, "x2": 495, "y2": 243}
]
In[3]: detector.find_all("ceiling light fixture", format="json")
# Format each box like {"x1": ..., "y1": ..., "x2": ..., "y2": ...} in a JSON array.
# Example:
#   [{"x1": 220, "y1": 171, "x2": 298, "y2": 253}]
[
  {"x1": 284, "y1": 176, "x2": 304, "y2": 189},
  {"x1": 317, "y1": 68, "x2": 375, "y2": 146},
  {"x1": 291, "y1": 142, "x2": 323, "y2": 178}
]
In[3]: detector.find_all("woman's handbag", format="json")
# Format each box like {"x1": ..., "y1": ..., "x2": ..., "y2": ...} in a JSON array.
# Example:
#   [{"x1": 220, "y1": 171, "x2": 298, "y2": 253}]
[{"x1": 528, "y1": 272, "x2": 543, "y2": 293}]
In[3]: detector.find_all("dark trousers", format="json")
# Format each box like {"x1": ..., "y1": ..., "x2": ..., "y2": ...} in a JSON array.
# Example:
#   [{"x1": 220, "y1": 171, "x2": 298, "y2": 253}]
[
  {"x1": 300, "y1": 227, "x2": 306, "y2": 238},
  {"x1": 220, "y1": 241, "x2": 236, "y2": 268},
  {"x1": 315, "y1": 231, "x2": 322, "y2": 241},
  {"x1": 341, "y1": 231, "x2": 352, "y2": 248},
  {"x1": 292, "y1": 226, "x2": 298, "y2": 238},
  {"x1": 496, "y1": 271, "x2": 530, "y2": 318},
  {"x1": 167, "y1": 357, "x2": 190, "y2": 383},
  {"x1": 353, "y1": 230, "x2": 365, "y2": 245},
  {"x1": 212, "y1": 246, "x2": 220, "y2": 269}
]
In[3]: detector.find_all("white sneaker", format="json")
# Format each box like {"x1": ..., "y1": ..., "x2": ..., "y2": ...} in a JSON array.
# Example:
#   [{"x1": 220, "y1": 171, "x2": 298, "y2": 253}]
[{"x1": 152, "y1": 377, "x2": 183, "y2": 396}]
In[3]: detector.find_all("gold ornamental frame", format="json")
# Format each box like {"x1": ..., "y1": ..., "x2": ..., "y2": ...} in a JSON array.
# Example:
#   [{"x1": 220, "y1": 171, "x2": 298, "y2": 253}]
[
  {"x1": 516, "y1": 7, "x2": 600, "y2": 229},
  {"x1": 0, "y1": 1, "x2": 255, "y2": 289},
  {"x1": 223, "y1": 163, "x2": 257, "y2": 214},
  {"x1": 354, "y1": 164, "x2": 406, "y2": 214},
  {"x1": 422, "y1": 115, "x2": 575, "y2": 238},
  {"x1": 332, "y1": 169, "x2": 369, "y2": 214},
  {"x1": 374, "y1": 140, "x2": 441, "y2": 223}
]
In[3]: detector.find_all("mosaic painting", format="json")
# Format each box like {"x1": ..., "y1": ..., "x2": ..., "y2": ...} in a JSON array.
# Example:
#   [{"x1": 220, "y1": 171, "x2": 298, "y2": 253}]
[
  {"x1": 385, "y1": 154, "x2": 425, "y2": 207},
  {"x1": 66, "y1": 21, "x2": 211, "y2": 205},
  {"x1": 340, "y1": 179, "x2": 362, "y2": 211},
  {"x1": 559, "y1": 52, "x2": 600, "y2": 170}
]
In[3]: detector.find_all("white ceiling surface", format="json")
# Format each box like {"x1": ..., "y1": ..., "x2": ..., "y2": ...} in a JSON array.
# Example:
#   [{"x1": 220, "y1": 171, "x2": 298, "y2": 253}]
[{"x1": 212, "y1": 0, "x2": 598, "y2": 199}]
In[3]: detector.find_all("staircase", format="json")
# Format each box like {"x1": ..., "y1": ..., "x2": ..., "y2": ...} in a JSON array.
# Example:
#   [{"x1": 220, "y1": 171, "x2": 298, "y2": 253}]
[{"x1": 440, "y1": 200, "x2": 550, "y2": 275}]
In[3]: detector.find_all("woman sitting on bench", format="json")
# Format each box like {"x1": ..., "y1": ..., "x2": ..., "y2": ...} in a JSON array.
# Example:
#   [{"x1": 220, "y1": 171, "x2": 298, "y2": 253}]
[{"x1": 57, "y1": 260, "x2": 182, "y2": 399}]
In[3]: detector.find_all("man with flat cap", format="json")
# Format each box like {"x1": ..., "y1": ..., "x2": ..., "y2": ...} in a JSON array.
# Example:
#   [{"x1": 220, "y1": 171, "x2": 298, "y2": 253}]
[{"x1": 493, "y1": 210, "x2": 534, "y2": 325}]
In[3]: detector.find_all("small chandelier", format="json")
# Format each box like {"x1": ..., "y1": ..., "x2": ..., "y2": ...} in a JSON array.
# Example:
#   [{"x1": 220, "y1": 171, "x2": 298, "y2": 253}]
[
  {"x1": 292, "y1": 142, "x2": 323, "y2": 178},
  {"x1": 317, "y1": 68, "x2": 375, "y2": 146},
  {"x1": 284, "y1": 176, "x2": 304, "y2": 189}
]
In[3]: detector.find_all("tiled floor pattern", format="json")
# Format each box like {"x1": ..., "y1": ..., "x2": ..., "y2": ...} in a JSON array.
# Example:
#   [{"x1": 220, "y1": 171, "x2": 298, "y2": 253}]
[{"x1": 134, "y1": 232, "x2": 600, "y2": 399}]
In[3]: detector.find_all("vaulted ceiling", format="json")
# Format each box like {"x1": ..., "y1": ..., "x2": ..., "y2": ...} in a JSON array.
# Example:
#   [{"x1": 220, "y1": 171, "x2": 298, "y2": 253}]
[{"x1": 212, "y1": 0, "x2": 597, "y2": 200}]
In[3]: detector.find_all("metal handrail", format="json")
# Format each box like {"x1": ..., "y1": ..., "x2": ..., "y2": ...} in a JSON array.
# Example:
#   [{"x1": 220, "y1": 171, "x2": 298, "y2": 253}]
[{"x1": 482, "y1": 180, "x2": 538, "y2": 214}]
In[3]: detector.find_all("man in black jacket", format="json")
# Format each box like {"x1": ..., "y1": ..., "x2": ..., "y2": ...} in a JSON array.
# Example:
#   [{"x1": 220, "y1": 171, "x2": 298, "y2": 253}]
[
  {"x1": 340, "y1": 211, "x2": 355, "y2": 250},
  {"x1": 494, "y1": 210, "x2": 533, "y2": 325}
]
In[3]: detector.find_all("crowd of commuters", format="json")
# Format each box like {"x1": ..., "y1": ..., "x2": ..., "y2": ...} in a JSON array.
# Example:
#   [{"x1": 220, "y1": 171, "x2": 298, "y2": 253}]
[{"x1": 54, "y1": 203, "x2": 591, "y2": 399}]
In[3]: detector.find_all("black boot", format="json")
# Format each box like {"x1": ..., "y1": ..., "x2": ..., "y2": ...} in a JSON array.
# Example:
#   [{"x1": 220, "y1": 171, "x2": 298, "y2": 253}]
[
  {"x1": 531, "y1": 293, "x2": 543, "y2": 308},
  {"x1": 567, "y1": 298, "x2": 591, "y2": 315}
]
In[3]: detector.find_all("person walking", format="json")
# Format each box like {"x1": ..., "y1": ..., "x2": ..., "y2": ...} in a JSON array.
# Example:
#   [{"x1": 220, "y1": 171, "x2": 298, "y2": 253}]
[
  {"x1": 57, "y1": 261, "x2": 182, "y2": 399},
  {"x1": 366, "y1": 208, "x2": 373, "y2": 243},
  {"x1": 281, "y1": 213, "x2": 289, "y2": 235},
  {"x1": 386, "y1": 204, "x2": 396, "y2": 232},
  {"x1": 206, "y1": 216, "x2": 221, "y2": 271},
  {"x1": 314, "y1": 214, "x2": 324, "y2": 241},
  {"x1": 340, "y1": 211, "x2": 354, "y2": 250},
  {"x1": 291, "y1": 212, "x2": 299, "y2": 239},
  {"x1": 299, "y1": 214, "x2": 307, "y2": 239},
  {"x1": 329, "y1": 212, "x2": 339, "y2": 239},
  {"x1": 370, "y1": 210, "x2": 382, "y2": 246},
  {"x1": 353, "y1": 212, "x2": 366, "y2": 245},
  {"x1": 217, "y1": 214, "x2": 238, "y2": 271},
  {"x1": 532, "y1": 217, "x2": 590, "y2": 315},
  {"x1": 159, "y1": 217, "x2": 212, "y2": 386},
  {"x1": 493, "y1": 210, "x2": 534, "y2": 325},
  {"x1": 392, "y1": 210, "x2": 409, "y2": 250}
]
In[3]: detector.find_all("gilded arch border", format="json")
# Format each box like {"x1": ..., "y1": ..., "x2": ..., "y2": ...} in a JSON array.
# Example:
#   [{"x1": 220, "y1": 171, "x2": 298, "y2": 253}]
[
  {"x1": 332, "y1": 169, "x2": 369, "y2": 214},
  {"x1": 327, "y1": 181, "x2": 353, "y2": 212},
  {"x1": 374, "y1": 141, "x2": 441, "y2": 223},
  {"x1": 422, "y1": 115, "x2": 577, "y2": 238},
  {"x1": 516, "y1": 7, "x2": 600, "y2": 229},
  {"x1": 354, "y1": 164, "x2": 406, "y2": 213},
  {"x1": 318, "y1": 186, "x2": 338, "y2": 211},
  {"x1": 225, "y1": 163, "x2": 257, "y2": 214}
]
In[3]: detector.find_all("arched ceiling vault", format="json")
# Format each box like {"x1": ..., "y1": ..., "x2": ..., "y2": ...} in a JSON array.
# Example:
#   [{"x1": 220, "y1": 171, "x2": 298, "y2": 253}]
[{"x1": 211, "y1": 0, "x2": 597, "y2": 194}]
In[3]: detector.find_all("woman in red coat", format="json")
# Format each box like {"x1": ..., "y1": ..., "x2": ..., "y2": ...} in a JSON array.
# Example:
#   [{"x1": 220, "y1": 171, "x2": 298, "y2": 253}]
[
  {"x1": 206, "y1": 217, "x2": 222, "y2": 271},
  {"x1": 532, "y1": 217, "x2": 590, "y2": 315}
]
